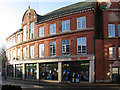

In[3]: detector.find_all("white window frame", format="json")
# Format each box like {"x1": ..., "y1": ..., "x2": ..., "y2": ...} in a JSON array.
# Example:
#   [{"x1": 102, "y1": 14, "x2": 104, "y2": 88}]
[
  {"x1": 49, "y1": 23, "x2": 56, "y2": 34},
  {"x1": 23, "y1": 25, "x2": 27, "y2": 41},
  {"x1": 17, "y1": 49, "x2": 20, "y2": 60},
  {"x1": 12, "y1": 49, "x2": 16, "y2": 60},
  {"x1": 30, "y1": 22, "x2": 34, "y2": 39},
  {"x1": 17, "y1": 35, "x2": 20, "y2": 44},
  {"x1": 108, "y1": 24, "x2": 115, "y2": 37},
  {"x1": 39, "y1": 44, "x2": 44, "y2": 58},
  {"x1": 49, "y1": 41, "x2": 56, "y2": 56},
  {"x1": 30, "y1": 45, "x2": 34, "y2": 58},
  {"x1": 39, "y1": 26, "x2": 44, "y2": 37},
  {"x1": 62, "y1": 39, "x2": 70, "y2": 55},
  {"x1": 23, "y1": 47, "x2": 26, "y2": 59},
  {"x1": 109, "y1": 47, "x2": 116, "y2": 59},
  {"x1": 77, "y1": 16, "x2": 86, "y2": 29},
  {"x1": 62, "y1": 20, "x2": 70, "y2": 32},
  {"x1": 77, "y1": 37, "x2": 87, "y2": 54}
]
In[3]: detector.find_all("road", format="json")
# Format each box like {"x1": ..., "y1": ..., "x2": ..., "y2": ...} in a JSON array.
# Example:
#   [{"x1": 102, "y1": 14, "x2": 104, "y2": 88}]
[{"x1": 1, "y1": 79, "x2": 120, "y2": 90}]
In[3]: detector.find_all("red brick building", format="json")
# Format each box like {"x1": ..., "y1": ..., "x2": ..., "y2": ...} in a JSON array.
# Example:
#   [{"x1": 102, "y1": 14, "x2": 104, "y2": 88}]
[{"x1": 6, "y1": 1, "x2": 120, "y2": 83}]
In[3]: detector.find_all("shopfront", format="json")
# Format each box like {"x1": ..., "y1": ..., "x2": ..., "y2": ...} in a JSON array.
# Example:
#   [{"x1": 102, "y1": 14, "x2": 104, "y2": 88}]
[
  {"x1": 7, "y1": 65, "x2": 13, "y2": 77},
  {"x1": 15, "y1": 64, "x2": 22, "y2": 79},
  {"x1": 62, "y1": 61, "x2": 89, "y2": 83},
  {"x1": 112, "y1": 67, "x2": 120, "y2": 83},
  {"x1": 25, "y1": 63, "x2": 37, "y2": 79},
  {"x1": 39, "y1": 63, "x2": 58, "y2": 80}
]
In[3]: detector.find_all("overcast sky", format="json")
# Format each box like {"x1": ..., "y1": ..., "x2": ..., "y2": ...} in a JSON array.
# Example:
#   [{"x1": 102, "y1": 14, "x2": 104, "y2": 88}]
[{"x1": 0, "y1": 0, "x2": 87, "y2": 48}]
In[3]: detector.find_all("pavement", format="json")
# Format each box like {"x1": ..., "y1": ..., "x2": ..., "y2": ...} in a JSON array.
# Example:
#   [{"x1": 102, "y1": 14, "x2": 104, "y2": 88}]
[{"x1": 1, "y1": 78, "x2": 120, "y2": 90}]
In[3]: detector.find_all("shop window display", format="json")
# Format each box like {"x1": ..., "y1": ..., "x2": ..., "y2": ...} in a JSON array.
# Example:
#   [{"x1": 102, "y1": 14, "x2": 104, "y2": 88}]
[
  {"x1": 39, "y1": 63, "x2": 58, "y2": 80},
  {"x1": 62, "y1": 61, "x2": 89, "y2": 83},
  {"x1": 7, "y1": 65, "x2": 13, "y2": 77},
  {"x1": 16, "y1": 64, "x2": 23, "y2": 79},
  {"x1": 25, "y1": 64, "x2": 37, "y2": 79}
]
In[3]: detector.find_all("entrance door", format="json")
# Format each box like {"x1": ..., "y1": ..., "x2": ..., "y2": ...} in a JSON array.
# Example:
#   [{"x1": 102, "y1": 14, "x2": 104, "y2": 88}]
[{"x1": 112, "y1": 67, "x2": 120, "y2": 83}]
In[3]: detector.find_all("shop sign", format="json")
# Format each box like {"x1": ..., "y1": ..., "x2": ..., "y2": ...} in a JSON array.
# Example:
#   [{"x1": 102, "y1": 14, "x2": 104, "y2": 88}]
[{"x1": 71, "y1": 57, "x2": 88, "y2": 61}]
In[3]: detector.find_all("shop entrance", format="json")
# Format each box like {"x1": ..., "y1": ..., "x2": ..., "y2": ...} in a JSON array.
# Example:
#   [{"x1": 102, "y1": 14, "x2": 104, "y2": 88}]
[
  {"x1": 112, "y1": 67, "x2": 120, "y2": 83},
  {"x1": 62, "y1": 61, "x2": 89, "y2": 83}
]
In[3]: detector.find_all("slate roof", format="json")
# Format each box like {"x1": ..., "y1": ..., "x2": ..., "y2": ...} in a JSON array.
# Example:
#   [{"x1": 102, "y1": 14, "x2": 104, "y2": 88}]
[{"x1": 37, "y1": 1, "x2": 95, "y2": 23}]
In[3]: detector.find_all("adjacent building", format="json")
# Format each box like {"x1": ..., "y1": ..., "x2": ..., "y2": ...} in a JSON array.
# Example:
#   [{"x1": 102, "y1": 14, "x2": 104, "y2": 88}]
[{"x1": 6, "y1": 1, "x2": 120, "y2": 83}]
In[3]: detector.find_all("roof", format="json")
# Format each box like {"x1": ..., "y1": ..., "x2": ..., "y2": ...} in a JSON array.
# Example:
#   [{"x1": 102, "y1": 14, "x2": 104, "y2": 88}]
[{"x1": 37, "y1": 1, "x2": 95, "y2": 23}]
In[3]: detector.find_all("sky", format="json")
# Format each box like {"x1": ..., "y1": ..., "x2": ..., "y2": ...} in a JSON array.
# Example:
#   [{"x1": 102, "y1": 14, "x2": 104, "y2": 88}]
[{"x1": 0, "y1": 0, "x2": 87, "y2": 48}]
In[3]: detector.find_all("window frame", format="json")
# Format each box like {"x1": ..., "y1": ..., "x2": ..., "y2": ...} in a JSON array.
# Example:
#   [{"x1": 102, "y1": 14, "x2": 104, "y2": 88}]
[
  {"x1": 17, "y1": 49, "x2": 20, "y2": 60},
  {"x1": 108, "y1": 24, "x2": 115, "y2": 37},
  {"x1": 39, "y1": 26, "x2": 44, "y2": 37},
  {"x1": 49, "y1": 41, "x2": 56, "y2": 56},
  {"x1": 49, "y1": 23, "x2": 56, "y2": 35},
  {"x1": 62, "y1": 39, "x2": 70, "y2": 55},
  {"x1": 23, "y1": 25, "x2": 27, "y2": 41},
  {"x1": 77, "y1": 16, "x2": 86, "y2": 29},
  {"x1": 118, "y1": 24, "x2": 120, "y2": 37},
  {"x1": 62, "y1": 20, "x2": 70, "y2": 32},
  {"x1": 39, "y1": 44, "x2": 44, "y2": 58},
  {"x1": 23, "y1": 47, "x2": 26, "y2": 60},
  {"x1": 30, "y1": 22, "x2": 34, "y2": 39},
  {"x1": 30, "y1": 45, "x2": 34, "y2": 59},
  {"x1": 77, "y1": 37, "x2": 87, "y2": 54},
  {"x1": 109, "y1": 47, "x2": 116, "y2": 59}
]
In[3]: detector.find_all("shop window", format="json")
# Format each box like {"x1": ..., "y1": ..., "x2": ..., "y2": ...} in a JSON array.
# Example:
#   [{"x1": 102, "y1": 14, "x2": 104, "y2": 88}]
[
  {"x1": 39, "y1": 63, "x2": 58, "y2": 80},
  {"x1": 118, "y1": 24, "x2": 120, "y2": 37},
  {"x1": 77, "y1": 16, "x2": 86, "y2": 29},
  {"x1": 39, "y1": 44, "x2": 44, "y2": 58},
  {"x1": 49, "y1": 23, "x2": 56, "y2": 35},
  {"x1": 30, "y1": 22, "x2": 34, "y2": 39},
  {"x1": 108, "y1": 24, "x2": 115, "y2": 37},
  {"x1": 30, "y1": 45, "x2": 34, "y2": 59},
  {"x1": 23, "y1": 47, "x2": 26, "y2": 59},
  {"x1": 62, "y1": 20, "x2": 70, "y2": 32},
  {"x1": 17, "y1": 49, "x2": 20, "y2": 60},
  {"x1": 49, "y1": 41, "x2": 56, "y2": 56},
  {"x1": 7, "y1": 65, "x2": 13, "y2": 77},
  {"x1": 77, "y1": 37, "x2": 87, "y2": 54},
  {"x1": 109, "y1": 47, "x2": 116, "y2": 59},
  {"x1": 23, "y1": 25, "x2": 27, "y2": 41},
  {"x1": 25, "y1": 64, "x2": 37, "y2": 79},
  {"x1": 62, "y1": 39, "x2": 70, "y2": 55},
  {"x1": 39, "y1": 26, "x2": 44, "y2": 37},
  {"x1": 16, "y1": 64, "x2": 23, "y2": 79}
]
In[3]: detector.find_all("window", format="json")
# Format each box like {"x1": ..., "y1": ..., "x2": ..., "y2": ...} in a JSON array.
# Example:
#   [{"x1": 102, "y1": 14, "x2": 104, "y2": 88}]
[
  {"x1": 62, "y1": 20, "x2": 70, "y2": 32},
  {"x1": 49, "y1": 23, "x2": 56, "y2": 34},
  {"x1": 39, "y1": 27, "x2": 44, "y2": 37},
  {"x1": 17, "y1": 35, "x2": 20, "y2": 43},
  {"x1": 23, "y1": 47, "x2": 26, "y2": 59},
  {"x1": 108, "y1": 24, "x2": 115, "y2": 37},
  {"x1": 77, "y1": 16, "x2": 86, "y2": 29},
  {"x1": 118, "y1": 47, "x2": 120, "y2": 58},
  {"x1": 39, "y1": 44, "x2": 44, "y2": 58},
  {"x1": 23, "y1": 25, "x2": 26, "y2": 41},
  {"x1": 12, "y1": 49, "x2": 16, "y2": 60},
  {"x1": 30, "y1": 45, "x2": 34, "y2": 58},
  {"x1": 77, "y1": 37, "x2": 87, "y2": 54},
  {"x1": 30, "y1": 22, "x2": 34, "y2": 39},
  {"x1": 109, "y1": 47, "x2": 116, "y2": 58},
  {"x1": 12, "y1": 36, "x2": 16, "y2": 45},
  {"x1": 49, "y1": 41, "x2": 56, "y2": 56},
  {"x1": 118, "y1": 24, "x2": 120, "y2": 37},
  {"x1": 62, "y1": 39, "x2": 70, "y2": 55},
  {"x1": 17, "y1": 49, "x2": 20, "y2": 60}
]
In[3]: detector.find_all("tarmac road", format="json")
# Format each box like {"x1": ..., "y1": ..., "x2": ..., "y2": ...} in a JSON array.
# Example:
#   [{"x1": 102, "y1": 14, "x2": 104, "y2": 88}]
[{"x1": 1, "y1": 78, "x2": 120, "y2": 90}]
